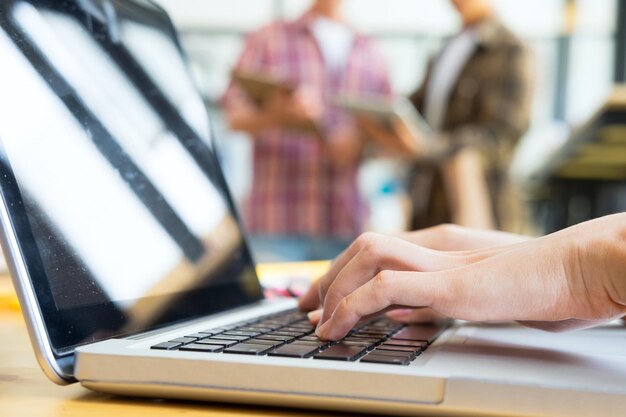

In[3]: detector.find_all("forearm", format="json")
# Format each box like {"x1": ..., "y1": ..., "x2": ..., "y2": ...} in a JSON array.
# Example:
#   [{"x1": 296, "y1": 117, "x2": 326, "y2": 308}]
[
  {"x1": 360, "y1": 119, "x2": 415, "y2": 157},
  {"x1": 226, "y1": 108, "x2": 281, "y2": 136},
  {"x1": 442, "y1": 148, "x2": 495, "y2": 229}
]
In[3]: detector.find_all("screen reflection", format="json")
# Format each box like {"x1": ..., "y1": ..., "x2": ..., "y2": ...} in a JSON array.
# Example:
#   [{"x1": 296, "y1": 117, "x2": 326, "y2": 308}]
[{"x1": 0, "y1": 0, "x2": 261, "y2": 344}]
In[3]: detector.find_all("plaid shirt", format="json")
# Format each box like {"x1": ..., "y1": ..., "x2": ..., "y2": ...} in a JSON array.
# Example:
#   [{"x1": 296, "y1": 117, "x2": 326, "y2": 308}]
[{"x1": 223, "y1": 12, "x2": 392, "y2": 238}]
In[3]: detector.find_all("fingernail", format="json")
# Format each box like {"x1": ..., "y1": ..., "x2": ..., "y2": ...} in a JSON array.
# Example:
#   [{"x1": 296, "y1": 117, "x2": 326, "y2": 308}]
[
  {"x1": 315, "y1": 321, "x2": 328, "y2": 338},
  {"x1": 307, "y1": 309, "x2": 323, "y2": 324}
]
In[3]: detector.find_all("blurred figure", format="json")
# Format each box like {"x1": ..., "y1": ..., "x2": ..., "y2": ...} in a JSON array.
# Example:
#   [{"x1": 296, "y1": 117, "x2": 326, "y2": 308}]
[
  {"x1": 363, "y1": 0, "x2": 534, "y2": 231},
  {"x1": 222, "y1": 0, "x2": 392, "y2": 261},
  {"x1": 412, "y1": 0, "x2": 534, "y2": 230}
]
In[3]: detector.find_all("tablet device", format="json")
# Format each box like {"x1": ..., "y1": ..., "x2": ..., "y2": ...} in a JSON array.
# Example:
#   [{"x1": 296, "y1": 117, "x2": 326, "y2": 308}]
[
  {"x1": 335, "y1": 95, "x2": 434, "y2": 148},
  {"x1": 231, "y1": 70, "x2": 296, "y2": 108},
  {"x1": 231, "y1": 70, "x2": 322, "y2": 137}
]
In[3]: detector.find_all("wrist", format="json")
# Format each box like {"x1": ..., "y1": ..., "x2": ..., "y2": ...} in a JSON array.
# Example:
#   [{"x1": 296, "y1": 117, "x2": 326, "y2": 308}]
[{"x1": 573, "y1": 214, "x2": 626, "y2": 309}]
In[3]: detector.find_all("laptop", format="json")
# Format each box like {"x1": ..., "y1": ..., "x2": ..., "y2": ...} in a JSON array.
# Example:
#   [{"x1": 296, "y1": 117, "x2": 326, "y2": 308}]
[{"x1": 1, "y1": 1, "x2": 625, "y2": 416}]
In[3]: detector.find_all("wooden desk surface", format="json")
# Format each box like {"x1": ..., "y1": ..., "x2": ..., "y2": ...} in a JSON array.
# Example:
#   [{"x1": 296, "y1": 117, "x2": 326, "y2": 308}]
[
  {"x1": 0, "y1": 311, "x2": 349, "y2": 417},
  {"x1": 0, "y1": 265, "x2": 351, "y2": 417}
]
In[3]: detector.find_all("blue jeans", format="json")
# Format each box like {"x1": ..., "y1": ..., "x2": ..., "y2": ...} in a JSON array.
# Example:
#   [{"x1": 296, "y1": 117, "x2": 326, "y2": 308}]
[{"x1": 248, "y1": 235, "x2": 353, "y2": 263}]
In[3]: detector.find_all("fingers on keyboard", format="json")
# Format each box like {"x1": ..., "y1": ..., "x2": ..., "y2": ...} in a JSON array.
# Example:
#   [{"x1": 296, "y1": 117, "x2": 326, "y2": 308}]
[{"x1": 149, "y1": 309, "x2": 449, "y2": 366}]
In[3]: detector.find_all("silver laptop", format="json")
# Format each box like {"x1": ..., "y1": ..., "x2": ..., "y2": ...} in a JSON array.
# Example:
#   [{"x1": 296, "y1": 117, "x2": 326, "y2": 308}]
[{"x1": 1, "y1": 1, "x2": 626, "y2": 416}]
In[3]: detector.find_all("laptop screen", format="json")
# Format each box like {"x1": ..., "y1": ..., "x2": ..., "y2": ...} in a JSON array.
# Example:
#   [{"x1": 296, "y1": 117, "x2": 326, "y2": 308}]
[{"x1": 0, "y1": 0, "x2": 264, "y2": 354}]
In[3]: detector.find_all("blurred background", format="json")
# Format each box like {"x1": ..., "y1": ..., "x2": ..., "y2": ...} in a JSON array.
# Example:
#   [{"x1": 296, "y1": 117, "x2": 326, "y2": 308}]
[
  {"x1": 0, "y1": 0, "x2": 625, "y2": 297},
  {"x1": 150, "y1": 0, "x2": 625, "y2": 256}
]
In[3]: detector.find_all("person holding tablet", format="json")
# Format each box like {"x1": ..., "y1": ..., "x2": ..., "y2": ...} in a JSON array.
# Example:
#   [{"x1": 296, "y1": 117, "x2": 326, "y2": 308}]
[
  {"x1": 360, "y1": 0, "x2": 534, "y2": 231},
  {"x1": 222, "y1": 0, "x2": 392, "y2": 261}
]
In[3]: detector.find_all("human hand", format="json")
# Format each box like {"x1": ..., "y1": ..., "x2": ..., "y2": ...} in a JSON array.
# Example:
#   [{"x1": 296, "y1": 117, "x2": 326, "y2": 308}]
[
  {"x1": 383, "y1": 225, "x2": 531, "y2": 322},
  {"x1": 266, "y1": 87, "x2": 322, "y2": 127},
  {"x1": 356, "y1": 116, "x2": 388, "y2": 142},
  {"x1": 357, "y1": 115, "x2": 423, "y2": 156},
  {"x1": 299, "y1": 215, "x2": 626, "y2": 340},
  {"x1": 299, "y1": 231, "x2": 499, "y2": 334},
  {"x1": 356, "y1": 116, "x2": 409, "y2": 156},
  {"x1": 302, "y1": 224, "x2": 530, "y2": 325},
  {"x1": 390, "y1": 117, "x2": 425, "y2": 155}
]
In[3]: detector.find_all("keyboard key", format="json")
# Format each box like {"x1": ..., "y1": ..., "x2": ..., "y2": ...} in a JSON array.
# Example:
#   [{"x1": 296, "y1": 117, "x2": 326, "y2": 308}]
[
  {"x1": 287, "y1": 320, "x2": 308, "y2": 327},
  {"x1": 370, "y1": 348, "x2": 416, "y2": 359},
  {"x1": 360, "y1": 324, "x2": 397, "y2": 331},
  {"x1": 267, "y1": 331, "x2": 307, "y2": 337},
  {"x1": 384, "y1": 340, "x2": 428, "y2": 349},
  {"x1": 280, "y1": 327, "x2": 314, "y2": 334},
  {"x1": 269, "y1": 344, "x2": 320, "y2": 358},
  {"x1": 211, "y1": 334, "x2": 251, "y2": 342},
  {"x1": 360, "y1": 354, "x2": 410, "y2": 366},
  {"x1": 258, "y1": 320, "x2": 288, "y2": 326},
  {"x1": 237, "y1": 326, "x2": 274, "y2": 332},
  {"x1": 313, "y1": 343, "x2": 368, "y2": 362},
  {"x1": 198, "y1": 339, "x2": 238, "y2": 347},
  {"x1": 221, "y1": 330, "x2": 261, "y2": 337},
  {"x1": 248, "y1": 338, "x2": 285, "y2": 347},
  {"x1": 299, "y1": 336, "x2": 324, "y2": 342},
  {"x1": 169, "y1": 337, "x2": 196, "y2": 345},
  {"x1": 184, "y1": 333, "x2": 210, "y2": 340},
  {"x1": 256, "y1": 335, "x2": 296, "y2": 342},
  {"x1": 290, "y1": 340, "x2": 331, "y2": 349},
  {"x1": 392, "y1": 324, "x2": 446, "y2": 343},
  {"x1": 151, "y1": 341, "x2": 182, "y2": 350},
  {"x1": 179, "y1": 343, "x2": 223, "y2": 353},
  {"x1": 223, "y1": 343, "x2": 274, "y2": 355},
  {"x1": 352, "y1": 331, "x2": 389, "y2": 338},
  {"x1": 344, "y1": 337, "x2": 381, "y2": 345},
  {"x1": 283, "y1": 323, "x2": 315, "y2": 328},
  {"x1": 376, "y1": 344, "x2": 420, "y2": 353},
  {"x1": 342, "y1": 341, "x2": 375, "y2": 350}
]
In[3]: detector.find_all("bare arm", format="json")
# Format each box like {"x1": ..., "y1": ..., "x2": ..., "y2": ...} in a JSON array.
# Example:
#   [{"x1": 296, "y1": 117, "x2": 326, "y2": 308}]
[
  {"x1": 357, "y1": 116, "x2": 422, "y2": 157},
  {"x1": 300, "y1": 214, "x2": 626, "y2": 340},
  {"x1": 442, "y1": 148, "x2": 495, "y2": 229},
  {"x1": 225, "y1": 90, "x2": 322, "y2": 137},
  {"x1": 226, "y1": 103, "x2": 283, "y2": 136}
]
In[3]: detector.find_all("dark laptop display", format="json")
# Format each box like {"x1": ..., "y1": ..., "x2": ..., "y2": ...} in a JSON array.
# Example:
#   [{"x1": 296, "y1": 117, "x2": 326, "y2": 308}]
[{"x1": 0, "y1": 0, "x2": 263, "y2": 356}]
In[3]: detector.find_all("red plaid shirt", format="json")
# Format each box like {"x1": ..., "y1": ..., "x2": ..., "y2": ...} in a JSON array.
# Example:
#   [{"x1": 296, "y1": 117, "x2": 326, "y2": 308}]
[{"x1": 223, "y1": 12, "x2": 392, "y2": 238}]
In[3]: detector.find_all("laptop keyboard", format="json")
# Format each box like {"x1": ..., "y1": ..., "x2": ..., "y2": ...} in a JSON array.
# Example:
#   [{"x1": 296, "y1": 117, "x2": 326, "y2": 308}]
[{"x1": 151, "y1": 309, "x2": 449, "y2": 366}]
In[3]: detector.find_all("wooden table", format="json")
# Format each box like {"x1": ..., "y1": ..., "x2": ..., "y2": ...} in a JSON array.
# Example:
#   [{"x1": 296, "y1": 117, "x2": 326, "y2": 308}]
[{"x1": 0, "y1": 264, "x2": 352, "y2": 417}]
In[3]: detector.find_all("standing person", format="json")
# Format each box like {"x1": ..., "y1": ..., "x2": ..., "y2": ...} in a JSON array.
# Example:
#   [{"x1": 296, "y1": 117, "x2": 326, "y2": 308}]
[
  {"x1": 222, "y1": 0, "x2": 392, "y2": 261},
  {"x1": 362, "y1": 0, "x2": 534, "y2": 231}
]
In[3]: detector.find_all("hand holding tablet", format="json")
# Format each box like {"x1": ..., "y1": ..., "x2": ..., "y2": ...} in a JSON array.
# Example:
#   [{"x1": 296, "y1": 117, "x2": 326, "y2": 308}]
[
  {"x1": 231, "y1": 70, "x2": 323, "y2": 137},
  {"x1": 335, "y1": 96, "x2": 434, "y2": 156}
]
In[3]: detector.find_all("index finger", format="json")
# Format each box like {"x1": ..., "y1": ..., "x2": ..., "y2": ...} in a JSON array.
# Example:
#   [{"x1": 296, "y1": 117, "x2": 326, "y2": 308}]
[
  {"x1": 314, "y1": 234, "x2": 397, "y2": 309},
  {"x1": 316, "y1": 270, "x2": 449, "y2": 340}
]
